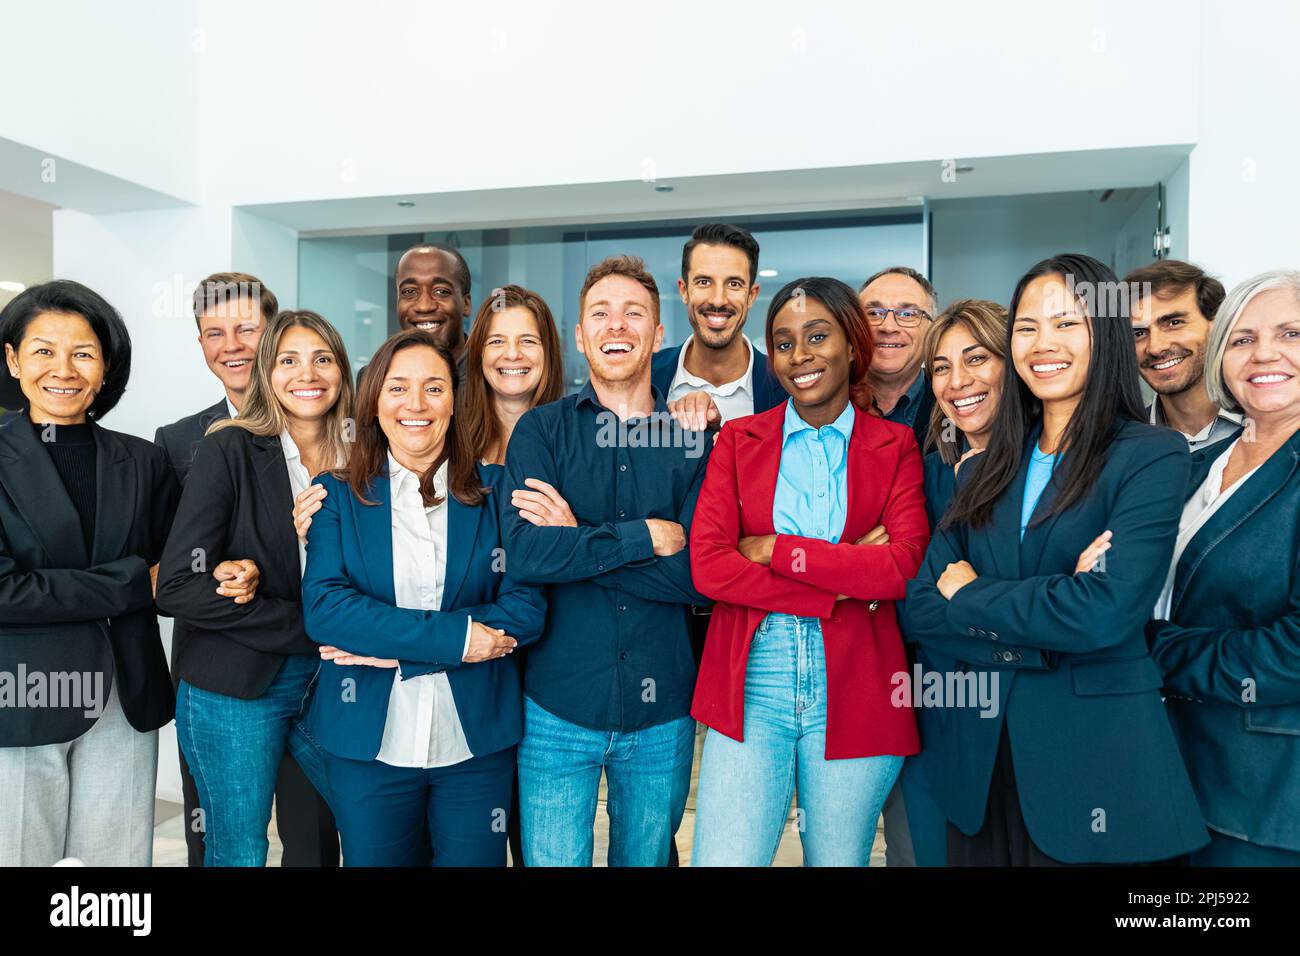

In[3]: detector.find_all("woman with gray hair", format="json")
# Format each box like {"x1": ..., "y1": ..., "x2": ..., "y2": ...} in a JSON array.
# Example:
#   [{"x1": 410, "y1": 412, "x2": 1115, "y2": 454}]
[{"x1": 1147, "y1": 268, "x2": 1300, "y2": 866}]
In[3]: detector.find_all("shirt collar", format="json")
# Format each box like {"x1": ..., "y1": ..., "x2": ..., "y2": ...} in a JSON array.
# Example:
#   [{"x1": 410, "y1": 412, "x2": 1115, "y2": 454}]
[
  {"x1": 387, "y1": 452, "x2": 448, "y2": 499},
  {"x1": 226, "y1": 398, "x2": 238, "y2": 420},
  {"x1": 872, "y1": 366, "x2": 927, "y2": 418},
  {"x1": 576, "y1": 380, "x2": 668, "y2": 415},
  {"x1": 1149, "y1": 399, "x2": 1244, "y2": 439},
  {"x1": 279, "y1": 429, "x2": 302, "y2": 463},
  {"x1": 673, "y1": 337, "x2": 755, "y2": 397},
  {"x1": 782, "y1": 397, "x2": 856, "y2": 446}
]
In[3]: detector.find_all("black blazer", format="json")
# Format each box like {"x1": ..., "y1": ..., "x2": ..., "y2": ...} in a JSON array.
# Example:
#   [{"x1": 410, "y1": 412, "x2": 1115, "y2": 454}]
[
  {"x1": 901, "y1": 419, "x2": 1208, "y2": 863},
  {"x1": 1148, "y1": 429, "x2": 1300, "y2": 852},
  {"x1": 154, "y1": 398, "x2": 228, "y2": 486},
  {"x1": 0, "y1": 415, "x2": 179, "y2": 746},
  {"x1": 156, "y1": 426, "x2": 317, "y2": 700}
]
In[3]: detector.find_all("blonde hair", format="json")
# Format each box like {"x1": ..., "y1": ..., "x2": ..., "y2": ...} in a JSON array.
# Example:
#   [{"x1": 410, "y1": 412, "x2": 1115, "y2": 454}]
[
  {"x1": 1205, "y1": 270, "x2": 1300, "y2": 413},
  {"x1": 919, "y1": 298, "x2": 1009, "y2": 465},
  {"x1": 210, "y1": 310, "x2": 355, "y2": 471}
]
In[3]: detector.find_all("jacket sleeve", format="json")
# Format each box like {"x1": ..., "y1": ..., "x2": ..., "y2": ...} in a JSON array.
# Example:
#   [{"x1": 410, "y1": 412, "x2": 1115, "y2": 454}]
[
  {"x1": 900, "y1": 518, "x2": 1051, "y2": 670},
  {"x1": 769, "y1": 428, "x2": 930, "y2": 601},
  {"x1": 500, "y1": 409, "x2": 656, "y2": 585},
  {"x1": 589, "y1": 440, "x2": 711, "y2": 606},
  {"x1": 155, "y1": 434, "x2": 315, "y2": 656},
  {"x1": 301, "y1": 480, "x2": 472, "y2": 668},
  {"x1": 0, "y1": 528, "x2": 153, "y2": 624},
  {"x1": 1147, "y1": 548, "x2": 1300, "y2": 706},
  {"x1": 940, "y1": 438, "x2": 1190, "y2": 655},
  {"x1": 688, "y1": 423, "x2": 837, "y2": 618}
]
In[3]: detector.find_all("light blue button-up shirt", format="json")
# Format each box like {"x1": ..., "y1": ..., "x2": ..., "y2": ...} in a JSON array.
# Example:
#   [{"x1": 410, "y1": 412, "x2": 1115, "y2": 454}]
[{"x1": 773, "y1": 398, "x2": 855, "y2": 543}]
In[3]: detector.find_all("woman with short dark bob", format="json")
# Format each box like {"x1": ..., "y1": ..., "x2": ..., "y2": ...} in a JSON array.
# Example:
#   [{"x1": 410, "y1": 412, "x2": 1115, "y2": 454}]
[
  {"x1": 301, "y1": 329, "x2": 546, "y2": 866},
  {"x1": 1148, "y1": 269, "x2": 1300, "y2": 866},
  {"x1": 0, "y1": 280, "x2": 180, "y2": 866},
  {"x1": 901, "y1": 253, "x2": 1208, "y2": 865},
  {"x1": 689, "y1": 276, "x2": 930, "y2": 866}
]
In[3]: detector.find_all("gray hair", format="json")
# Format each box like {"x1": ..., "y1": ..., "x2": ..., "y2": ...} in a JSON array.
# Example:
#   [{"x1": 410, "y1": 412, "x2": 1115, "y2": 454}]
[{"x1": 1205, "y1": 269, "x2": 1300, "y2": 412}]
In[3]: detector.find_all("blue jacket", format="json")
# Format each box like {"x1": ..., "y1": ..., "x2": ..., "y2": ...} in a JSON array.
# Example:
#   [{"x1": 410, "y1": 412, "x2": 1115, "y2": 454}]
[
  {"x1": 302, "y1": 463, "x2": 546, "y2": 762},
  {"x1": 1148, "y1": 428, "x2": 1300, "y2": 852},
  {"x1": 650, "y1": 341, "x2": 787, "y2": 418},
  {"x1": 901, "y1": 420, "x2": 1208, "y2": 863}
]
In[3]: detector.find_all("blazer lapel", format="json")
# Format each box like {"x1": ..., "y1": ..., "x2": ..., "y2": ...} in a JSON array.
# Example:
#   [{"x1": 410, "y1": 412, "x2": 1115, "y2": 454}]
[
  {"x1": 356, "y1": 470, "x2": 397, "y2": 605},
  {"x1": 0, "y1": 416, "x2": 89, "y2": 568},
  {"x1": 250, "y1": 434, "x2": 300, "y2": 586},
  {"x1": 442, "y1": 491, "x2": 479, "y2": 609},
  {"x1": 1019, "y1": 439, "x2": 1069, "y2": 577},
  {"x1": 1171, "y1": 436, "x2": 1300, "y2": 617},
  {"x1": 734, "y1": 405, "x2": 785, "y2": 535},
  {"x1": 90, "y1": 424, "x2": 136, "y2": 565}
]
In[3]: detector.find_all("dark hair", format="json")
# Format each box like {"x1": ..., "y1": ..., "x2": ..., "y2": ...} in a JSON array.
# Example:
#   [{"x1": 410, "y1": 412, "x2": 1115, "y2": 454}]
[
  {"x1": 766, "y1": 277, "x2": 875, "y2": 411},
  {"x1": 0, "y1": 279, "x2": 132, "y2": 419},
  {"x1": 460, "y1": 284, "x2": 566, "y2": 462},
  {"x1": 941, "y1": 254, "x2": 1146, "y2": 531},
  {"x1": 342, "y1": 329, "x2": 486, "y2": 508},
  {"x1": 1123, "y1": 259, "x2": 1226, "y2": 322},
  {"x1": 191, "y1": 272, "x2": 279, "y2": 332},
  {"x1": 579, "y1": 254, "x2": 660, "y2": 321},
  {"x1": 681, "y1": 223, "x2": 761, "y2": 286},
  {"x1": 403, "y1": 243, "x2": 472, "y2": 298},
  {"x1": 859, "y1": 265, "x2": 939, "y2": 313}
]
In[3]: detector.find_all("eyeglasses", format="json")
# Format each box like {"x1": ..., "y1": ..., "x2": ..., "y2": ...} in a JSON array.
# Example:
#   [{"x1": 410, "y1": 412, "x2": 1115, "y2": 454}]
[{"x1": 864, "y1": 306, "x2": 931, "y2": 327}]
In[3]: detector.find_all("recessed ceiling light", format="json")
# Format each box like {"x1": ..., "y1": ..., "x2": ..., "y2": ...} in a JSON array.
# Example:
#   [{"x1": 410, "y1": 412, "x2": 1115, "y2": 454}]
[
  {"x1": 653, "y1": 184, "x2": 673, "y2": 193},
  {"x1": 758, "y1": 269, "x2": 778, "y2": 278},
  {"x1": 396, "y1": 200, "x2": 415, "y2": 208},
  {"x1": 0, "y1": 281, "x2": 25, "y2": 293}
]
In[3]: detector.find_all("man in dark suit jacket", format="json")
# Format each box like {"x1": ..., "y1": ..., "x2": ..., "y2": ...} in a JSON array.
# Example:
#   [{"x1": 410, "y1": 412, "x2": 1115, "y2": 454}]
[{"x1": 155, "y1": 272, "x2": 338, "y2": 867}]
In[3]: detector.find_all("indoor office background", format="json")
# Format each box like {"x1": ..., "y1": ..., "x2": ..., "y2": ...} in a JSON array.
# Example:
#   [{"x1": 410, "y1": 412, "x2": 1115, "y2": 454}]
[{"x1": 295, "y1": 186, "x2": 1162, "y2": 385}]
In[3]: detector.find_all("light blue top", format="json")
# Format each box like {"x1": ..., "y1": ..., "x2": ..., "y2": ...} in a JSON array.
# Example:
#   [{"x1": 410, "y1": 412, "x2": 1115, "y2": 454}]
[
  {"x1": 1021, "y1": 443, "x2": 1061, "y2": 540},
  {"x1": 773, "y1": 398, "x2": 854, "y2": 543}
]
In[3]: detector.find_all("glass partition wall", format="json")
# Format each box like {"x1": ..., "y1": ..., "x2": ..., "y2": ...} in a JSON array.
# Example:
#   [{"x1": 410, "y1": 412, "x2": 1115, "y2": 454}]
[{"x1": 298, "y1": 208, "x2": 928, "y2": 390}]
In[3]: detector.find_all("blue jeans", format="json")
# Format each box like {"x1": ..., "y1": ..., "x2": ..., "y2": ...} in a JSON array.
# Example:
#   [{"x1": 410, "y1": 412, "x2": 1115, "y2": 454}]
[
  {"x1": 692, "y1": 613, "x2": 902, "y2": 866},
  {"x1": 324, "y1": 746, "x2": 515, "y2": 867},
  {"x1": 517, "y1": 696, "x2": 695, "y2": 866},
  {"x1": 176, "y1": 655, "x2": 331, "y2": 867}
]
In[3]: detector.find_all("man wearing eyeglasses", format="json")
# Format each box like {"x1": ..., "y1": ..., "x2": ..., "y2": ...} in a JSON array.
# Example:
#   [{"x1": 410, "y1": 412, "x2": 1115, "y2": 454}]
[
  {"x1": 857, "y1": 265, "x2": 938, "y2": 869},
  {"x1": 858, "y1": 266, "x2": 938, "y2": 454}
]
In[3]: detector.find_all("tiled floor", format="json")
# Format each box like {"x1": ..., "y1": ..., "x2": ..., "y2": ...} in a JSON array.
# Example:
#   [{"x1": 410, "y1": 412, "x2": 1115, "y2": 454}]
[{"x1": 155, "y1": 724, "x2": 888, "y2": 866}]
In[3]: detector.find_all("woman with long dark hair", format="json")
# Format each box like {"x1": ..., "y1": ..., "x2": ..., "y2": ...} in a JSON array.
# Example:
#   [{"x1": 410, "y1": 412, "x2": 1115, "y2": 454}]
[
  {"x1": 901, "y1": 254, "x2": 1208, "y2": 865},
  {"x1": 689, "y1": 277, "x2": 930, "y2": 866},
  {"x1": 300, "y1": 330, "x2": 545, "y2": 866}
]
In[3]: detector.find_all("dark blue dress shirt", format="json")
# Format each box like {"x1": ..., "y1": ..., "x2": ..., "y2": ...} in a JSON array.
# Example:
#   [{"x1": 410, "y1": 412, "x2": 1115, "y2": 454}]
[{"x1": 501, "y1": 382, "x2": 712, "y2": 733}]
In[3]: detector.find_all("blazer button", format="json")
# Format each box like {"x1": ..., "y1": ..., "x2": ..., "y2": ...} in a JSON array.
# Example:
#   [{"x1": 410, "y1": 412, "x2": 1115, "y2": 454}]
[
  {"x1": 968, "y1": 626, "x2": 977, "y2": 636},
  {"x1": 988, "y1": 631, "x2": 998, "y2": 641},
  {"x1": 868, "y1": 600, "x2": 879, "y2": 611},
  {"x1": 991, "y1": 651, "x2": 1002, "y2": 662}
]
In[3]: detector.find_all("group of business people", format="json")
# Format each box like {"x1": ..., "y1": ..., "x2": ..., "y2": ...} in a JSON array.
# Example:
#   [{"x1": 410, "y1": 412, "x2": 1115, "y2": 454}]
[{"x1": 0, "y1": 220, "x2": 1297, "y2": 868}]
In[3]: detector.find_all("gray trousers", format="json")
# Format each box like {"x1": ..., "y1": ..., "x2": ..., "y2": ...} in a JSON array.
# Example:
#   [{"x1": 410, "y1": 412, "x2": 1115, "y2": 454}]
[
  {"x1": 882, "y1": 778, "x2": 916, "y2": 867},
  {"x1": 0, "y1": 680, "x2": 158, "y2": 866}
]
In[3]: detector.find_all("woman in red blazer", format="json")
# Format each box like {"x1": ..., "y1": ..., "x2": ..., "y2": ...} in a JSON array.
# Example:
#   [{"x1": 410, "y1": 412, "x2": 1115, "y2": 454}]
[{"x1": 689, "y1": 276, "x2": 929, "y2": 866}]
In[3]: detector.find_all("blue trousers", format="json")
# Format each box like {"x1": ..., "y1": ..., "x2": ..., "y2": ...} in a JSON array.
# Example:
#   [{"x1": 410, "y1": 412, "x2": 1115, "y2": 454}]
[
  {"x1": 324, "y1": 745, "x2": 515, "y2": 867},
  {"x1": 175, "y1": 654, "x2": 331, "y2": 867}
]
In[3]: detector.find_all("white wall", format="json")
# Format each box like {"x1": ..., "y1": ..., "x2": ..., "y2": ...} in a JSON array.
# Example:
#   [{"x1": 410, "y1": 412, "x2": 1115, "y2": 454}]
[
  {"x1": 196, "y1": 0, "x2": 1201, "y2": 206},
  {"x1": 0, "y1": 1, "x2": 200, "y2": 203},
  {"x1": 1185, "y1": 0, "x2": 1300, "y2": 288}
]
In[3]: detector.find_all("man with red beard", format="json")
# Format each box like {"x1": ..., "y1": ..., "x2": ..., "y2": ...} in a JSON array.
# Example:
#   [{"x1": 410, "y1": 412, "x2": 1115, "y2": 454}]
[
  {"x1": 502, "y1": 255, "x2": 711, "y2": 866},
  {"x1": 1126, "y1": 260, "x2": 1243, "y2": 450}
]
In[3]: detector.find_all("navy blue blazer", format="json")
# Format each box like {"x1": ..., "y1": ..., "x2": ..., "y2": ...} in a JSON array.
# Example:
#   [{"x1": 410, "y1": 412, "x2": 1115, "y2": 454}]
[
  {"x1": 302, "y1": 463, "x2": 546, "y2": 762},
  {"x1": 1148, "y1": 428, "x2": 1300, "y2": 853},
  {"x1": 650, "y1": 341, "x2": 787, "y2": 417},
  {"x1": 900, "y1": 419, "x2": 1208, "y2": 863}
]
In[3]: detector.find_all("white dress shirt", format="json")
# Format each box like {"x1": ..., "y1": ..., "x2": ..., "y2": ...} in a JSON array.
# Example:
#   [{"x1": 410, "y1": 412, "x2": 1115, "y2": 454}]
[
  {"x1": 666, "y1": 336, "x2": 757, "y2": 424},
  {"x1": 278, "y1": 430, "x2": 312, "y2": 576},
  {"x1": 375, "y1": 455, "x2": 475, "y2": 769},
  {"x1": 1153, "y1": 437, "x2": 1262, "y2": 619}
]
